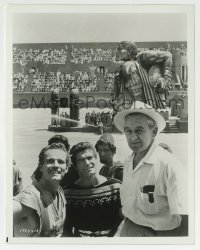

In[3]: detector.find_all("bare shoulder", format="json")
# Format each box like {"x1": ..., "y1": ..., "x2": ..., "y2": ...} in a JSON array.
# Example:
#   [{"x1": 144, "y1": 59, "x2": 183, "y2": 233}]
[
  {"x1": 13, "y1": 200, "x2": 37, "y2": 220},
  {"x1": 13, "y1": 200, "x2": 40, "y2": 237}
]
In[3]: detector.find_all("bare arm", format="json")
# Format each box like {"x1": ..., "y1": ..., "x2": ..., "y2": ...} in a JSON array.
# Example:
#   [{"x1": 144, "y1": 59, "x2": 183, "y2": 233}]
[
  {"x1": 13, "y1": 200, "x2": 24, "y2": 225},
  {"x1": 137, "y1": 50, "x2": 172, "y2": 69},
  {"x1": 137, "y1": 50, "x2": 172, "y2": 84},
  {"x1": 13, "y1": 200, "x2": 40, "y2": 237}
]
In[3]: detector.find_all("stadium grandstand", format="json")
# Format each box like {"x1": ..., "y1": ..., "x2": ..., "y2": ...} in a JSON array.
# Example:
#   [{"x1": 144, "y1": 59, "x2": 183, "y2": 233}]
[{"x1": 13, "y1": 42, "x2": 187, "y2": 94}]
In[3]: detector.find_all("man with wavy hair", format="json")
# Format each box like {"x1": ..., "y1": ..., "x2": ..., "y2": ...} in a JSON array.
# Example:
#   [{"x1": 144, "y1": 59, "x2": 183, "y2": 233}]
[
  {"x1": 13, "y1": 143, "x2": 70, "y2": 237},
  {"x1": 63, "y1": 142, "x2": 123, "y2": 237}
]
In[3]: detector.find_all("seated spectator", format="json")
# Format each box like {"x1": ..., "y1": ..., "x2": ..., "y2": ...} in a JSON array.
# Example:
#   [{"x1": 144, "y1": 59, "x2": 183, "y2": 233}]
[
  {"x1": 13, "y1": 73, "x2": 28, "y2": 92},
  {"x1": 104, "y1": 72, "x2": 115, "y2": 92},
  {"x1": 29, "y1": 70, "x2": 99, "y2": 93},
  {"x1": 13, "y1": 143, "x2": 70, "y2": 237},
  {"x1": 70, "y1": 47, "x2": 117, "y2": 64},
  {"x1": 13, "y1": 47, "x2": 68, "y2": 65},
  {"x1": 63, "y1": 142, "x2": 123, "y2": 237}
]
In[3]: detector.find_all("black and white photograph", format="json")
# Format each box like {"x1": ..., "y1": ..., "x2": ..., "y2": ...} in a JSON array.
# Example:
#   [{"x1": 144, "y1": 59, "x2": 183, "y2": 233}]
[{"x1": 4, "y1": 2, "x2": 196, "y2": 245}]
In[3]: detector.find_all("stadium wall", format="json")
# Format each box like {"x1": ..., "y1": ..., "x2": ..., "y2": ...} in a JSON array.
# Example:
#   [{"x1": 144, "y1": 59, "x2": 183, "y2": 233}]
[
  {"x1": 13, "y1": 92, "x2": 112, "y2": 109},
  {"x1": 13, "y1": 91, "x2": 186, "y2": 109}
]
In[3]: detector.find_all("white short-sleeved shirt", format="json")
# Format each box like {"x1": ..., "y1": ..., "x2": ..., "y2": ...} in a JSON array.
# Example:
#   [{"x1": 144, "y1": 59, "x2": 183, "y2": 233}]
[{"x1": 120, "y1": 141, "x2": 186, "y2": 231}]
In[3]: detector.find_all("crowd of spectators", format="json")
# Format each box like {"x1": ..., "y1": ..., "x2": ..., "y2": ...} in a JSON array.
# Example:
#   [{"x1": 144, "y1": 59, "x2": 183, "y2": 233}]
[
  {"x1": 13, "y1": 46, "x2": 117, "y2": 65},
  {"x1": 13, "y1": 44, "x2": 187, "y2": 92},
  {"x1": 70, "y1": 46, "x2": 116, "y2": 64},
  {"x1": 13, "y1": 47, "x2": 68, "y2": 65},
  {"x1": 13, "y1": 45, "x2": 187, "y2": 66},
  {"x1": 85, "y1": 110, "x2": 114, "y2": 127},
  {"x1": 139, "y1": 45, "x2": 187, "y2": 55},
  {"x1": 30, "y1": 72, "x2": 57, "y2": 92},
  {"x1": 13, "y1": 73, "x2": 28, "y2": 92},
  {"x1": 28, "y1": 71, "x2": 99, "y2": 92},
  {"x1": 104, "y1": 72, "x2": 115, "y2": 92},
  {"x1": 171, "y1": 46, "x2": 187, "y2": 56}
]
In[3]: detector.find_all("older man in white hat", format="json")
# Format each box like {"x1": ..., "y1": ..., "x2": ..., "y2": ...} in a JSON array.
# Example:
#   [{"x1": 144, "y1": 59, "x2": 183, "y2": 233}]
[{"x1": 114, "y1": 101, "x2": 188, "y2": 237}]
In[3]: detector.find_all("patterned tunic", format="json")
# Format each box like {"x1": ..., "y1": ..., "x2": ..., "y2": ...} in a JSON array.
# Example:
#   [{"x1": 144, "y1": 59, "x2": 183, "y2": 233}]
[
  {"x1": 63, "y1": 178, "x2": 123, "y2": 237},
  {"x1": 99, "y1": 161, "x2": 123, "y2": 182}
]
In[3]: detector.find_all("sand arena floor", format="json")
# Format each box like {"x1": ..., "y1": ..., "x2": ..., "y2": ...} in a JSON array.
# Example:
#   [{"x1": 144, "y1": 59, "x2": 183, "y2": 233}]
[{"x1": 13, "y1": 108, "x2": 188, "y2": 186}]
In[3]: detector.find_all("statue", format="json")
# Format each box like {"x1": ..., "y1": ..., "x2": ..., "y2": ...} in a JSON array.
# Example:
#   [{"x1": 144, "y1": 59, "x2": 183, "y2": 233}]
[{"x1": 112, "y1": 41, "x2": 173, "y2": 111}]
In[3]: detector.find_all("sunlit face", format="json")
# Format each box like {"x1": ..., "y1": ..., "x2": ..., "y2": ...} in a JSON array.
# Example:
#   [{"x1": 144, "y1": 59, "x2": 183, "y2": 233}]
[
  {"x1": 40, "y1": 149, "x2": 68, "y2": 183},
  {"x1": 97, "y1": 144, "x2": 114, "y2": 165},
  {"x1": 75, "y1": 149, "x2": 98, "y2": 178},
  {"x1": 124, "y1": 114, "x2": 156, "y2": 154}
]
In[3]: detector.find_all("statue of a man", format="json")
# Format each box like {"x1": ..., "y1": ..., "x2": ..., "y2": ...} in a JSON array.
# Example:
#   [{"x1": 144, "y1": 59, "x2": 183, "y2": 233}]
[{"x1": 112, "y1": 41, "x2": 172, "y2": 111}]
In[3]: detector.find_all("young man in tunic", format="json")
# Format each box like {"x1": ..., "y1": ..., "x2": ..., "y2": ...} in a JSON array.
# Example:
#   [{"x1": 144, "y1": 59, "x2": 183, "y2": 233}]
[
  {"x1": 13, "y1": 143, "x2": 70, "y2": 237},
  {"x1": 95, "y1": 133, "x2": 123, "y2": 182},
  {"x1": 63, "y1": 142, "x2": 123, "y2": 237}
]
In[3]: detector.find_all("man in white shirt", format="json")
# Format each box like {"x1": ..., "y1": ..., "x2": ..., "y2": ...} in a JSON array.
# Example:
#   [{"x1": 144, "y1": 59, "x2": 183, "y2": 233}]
[{"x1": 114, "y1": 101, "x2": 188, "y2": 236}]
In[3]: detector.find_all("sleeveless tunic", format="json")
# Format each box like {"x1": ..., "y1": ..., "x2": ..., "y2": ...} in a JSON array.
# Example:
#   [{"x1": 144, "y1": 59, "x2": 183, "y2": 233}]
[{"x1": 13, "y1": 184, "x2": 66, "y2": 237}]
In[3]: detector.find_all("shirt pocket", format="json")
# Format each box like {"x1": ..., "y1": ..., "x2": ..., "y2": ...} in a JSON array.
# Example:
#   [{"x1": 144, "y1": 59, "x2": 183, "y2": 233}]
[{"x1": 136, "y1": 188, "x2": 160, "y2": 215}]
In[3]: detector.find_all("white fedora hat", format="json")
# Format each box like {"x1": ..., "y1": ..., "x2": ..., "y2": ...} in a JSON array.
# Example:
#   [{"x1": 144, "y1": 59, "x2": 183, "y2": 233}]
[{"x1": 114, "y1": 101, "x2": 166, "y2": 133}]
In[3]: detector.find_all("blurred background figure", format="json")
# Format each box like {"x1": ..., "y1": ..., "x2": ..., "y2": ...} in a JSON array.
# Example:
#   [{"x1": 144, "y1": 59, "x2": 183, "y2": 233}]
[
  {"x1": 95, "y1": 133, "x2": 124, "y2": 181},
  {"x1": 13, "y1": 160, "x2": 23, "y2": 196}
]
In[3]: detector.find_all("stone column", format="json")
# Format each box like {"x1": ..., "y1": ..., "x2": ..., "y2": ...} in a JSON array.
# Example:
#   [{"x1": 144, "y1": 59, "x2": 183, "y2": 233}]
[
  {"x1": 50, "y1": 89, "x2": 60, "y2": 126},
  {"x1": 70, "y1": 88, "x2": 80, "y2": 127}
]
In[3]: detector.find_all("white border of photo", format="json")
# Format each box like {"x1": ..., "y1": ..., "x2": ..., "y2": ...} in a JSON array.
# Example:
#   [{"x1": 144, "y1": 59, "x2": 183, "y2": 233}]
[{"x1": 1, "y1": 0, "x2": 198, "y2": 249}]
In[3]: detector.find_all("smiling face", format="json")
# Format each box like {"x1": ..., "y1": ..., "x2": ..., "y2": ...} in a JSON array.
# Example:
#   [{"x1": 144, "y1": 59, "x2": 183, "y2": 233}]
[
  {"x1": 40, "y1": 149, "x2": 68, "y2": 183},
  {"x1": 75, "y1": 149, "x2": 98, "y2": 178},
  {"x1": 124, "y1": 114, "x2": 157, "y2": 154}
]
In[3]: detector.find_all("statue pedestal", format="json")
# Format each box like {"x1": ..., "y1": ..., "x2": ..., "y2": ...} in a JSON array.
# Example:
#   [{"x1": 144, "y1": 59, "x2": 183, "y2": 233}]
[{"x1": 177, "y1": 119, "x2": 188, "y2": 133}]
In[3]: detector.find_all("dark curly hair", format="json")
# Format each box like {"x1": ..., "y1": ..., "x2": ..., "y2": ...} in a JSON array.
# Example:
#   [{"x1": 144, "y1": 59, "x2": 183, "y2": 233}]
[
  {"x1": 70, "y1": 142, "x2": 97, "y2": 168},
  {"x1": 48, "y1": 134, "x2": 70, "y2": 152},
  {"x1": 117, "y1": 41, "x2": 139, "y2": 61},
  {"x1": 32, "y1": 143, "x2": 70, "y2": 182},
  {"x1": 95, "y1": 140, "x2": 116, "y2": 154}
]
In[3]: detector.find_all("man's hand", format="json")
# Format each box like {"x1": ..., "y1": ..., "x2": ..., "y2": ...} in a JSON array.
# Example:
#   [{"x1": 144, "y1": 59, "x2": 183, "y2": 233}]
[{"x1": 113, "y1": 61, "x2": 124, "y2": 73}]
